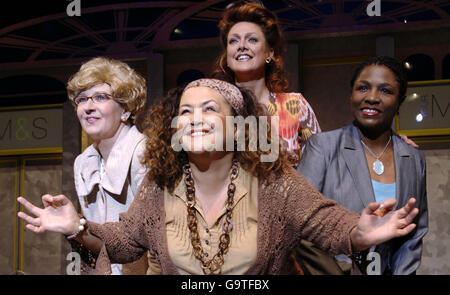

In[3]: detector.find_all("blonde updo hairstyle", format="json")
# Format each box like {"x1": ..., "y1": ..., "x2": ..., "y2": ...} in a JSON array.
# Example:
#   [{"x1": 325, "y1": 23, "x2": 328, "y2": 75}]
[{"x1": 67, "y1": 57, "x2": 147, "y2": 123}]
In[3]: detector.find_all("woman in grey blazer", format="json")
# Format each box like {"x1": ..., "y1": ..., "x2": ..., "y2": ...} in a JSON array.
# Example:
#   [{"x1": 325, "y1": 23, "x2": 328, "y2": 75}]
[{"x1": 298, "y1": 56, "x2": 428, "y2": 275}]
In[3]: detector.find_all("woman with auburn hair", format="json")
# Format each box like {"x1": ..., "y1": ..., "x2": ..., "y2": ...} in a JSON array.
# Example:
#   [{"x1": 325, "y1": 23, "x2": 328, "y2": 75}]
[
  {"x1": 212, "y1": 2, "x2": 419, "y2": 275},
  {"x1": 18, "y1": 78, "x2": 419, "y2": 275},
  {"x1": 212, "y1": 1, "x2": 320, "y2": 164},
  {"x1": 212, "y1": 1, "x2": 342, "y2": 274},
  {"x1": 67, "y1": 57, "x2": 149, "y2": 274}
]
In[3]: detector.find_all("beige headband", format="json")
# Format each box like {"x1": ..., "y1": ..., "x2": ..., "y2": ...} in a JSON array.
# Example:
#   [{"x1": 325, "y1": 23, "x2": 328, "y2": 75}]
[{"x1": 184, "y1": 78, "x2": 245, "y2": 115}]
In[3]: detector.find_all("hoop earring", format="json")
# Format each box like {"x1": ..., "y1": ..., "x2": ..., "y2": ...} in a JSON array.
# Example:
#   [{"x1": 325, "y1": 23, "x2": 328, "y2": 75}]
[{"x1": 265, "y1": 57, "x2": 271, "y2": 64}]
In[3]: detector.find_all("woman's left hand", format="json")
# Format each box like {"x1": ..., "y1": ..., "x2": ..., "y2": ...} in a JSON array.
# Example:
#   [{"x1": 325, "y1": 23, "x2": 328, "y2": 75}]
[{"x1": 350, "y1": 198, "x2": 419, "y2": 251}]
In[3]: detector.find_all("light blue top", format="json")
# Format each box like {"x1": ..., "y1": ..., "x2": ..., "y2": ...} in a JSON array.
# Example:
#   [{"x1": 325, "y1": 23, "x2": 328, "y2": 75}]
[{"x1": 371, "y1": 180, "x2": 396, "y2": 203}]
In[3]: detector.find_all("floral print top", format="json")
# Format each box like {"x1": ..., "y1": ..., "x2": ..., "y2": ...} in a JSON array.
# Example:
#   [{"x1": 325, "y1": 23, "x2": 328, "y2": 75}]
[{"x1": 267, "y1": 92, "x2": 321, "y2": 165}]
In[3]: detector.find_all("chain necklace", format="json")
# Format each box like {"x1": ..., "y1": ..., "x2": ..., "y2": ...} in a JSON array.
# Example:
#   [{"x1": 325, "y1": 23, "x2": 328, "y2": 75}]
[
  {"x1": 182, "y1": 159, "x2": 239, "y2": 275},
  {"x1": 361, "y1": 136, "x2": 392, "y2": 175}
]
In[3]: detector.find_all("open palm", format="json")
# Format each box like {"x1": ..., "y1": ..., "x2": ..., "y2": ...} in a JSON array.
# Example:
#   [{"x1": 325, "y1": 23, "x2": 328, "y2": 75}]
[
  {"x1": 17, "y1": 194, "x2": 79, "y2": 236},
  {"x1": 354, "y1": 198, "x2": 418, "y2": 250}
]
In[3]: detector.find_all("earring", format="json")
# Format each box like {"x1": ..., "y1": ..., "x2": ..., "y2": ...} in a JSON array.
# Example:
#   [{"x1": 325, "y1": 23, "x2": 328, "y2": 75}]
[
  {"x1": 265, "y1": 57, "x2": 271, "y2": 64},
  {"x1": 121, "y1": 114, "x2": 129, "y2": 122}
]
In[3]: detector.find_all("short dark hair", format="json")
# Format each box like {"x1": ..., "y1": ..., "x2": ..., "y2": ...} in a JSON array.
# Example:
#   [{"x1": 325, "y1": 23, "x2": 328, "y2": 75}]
[{"x1": 350, "y1": 56, "x2": 408, "y2": 105}]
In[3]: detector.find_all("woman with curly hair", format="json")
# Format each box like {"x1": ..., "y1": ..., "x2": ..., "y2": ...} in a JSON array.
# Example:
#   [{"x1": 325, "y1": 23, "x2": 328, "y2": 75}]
[
  {"x1": 212, "y1": 1, "x2": 346, "y2": 274},
  {"x1": 18, "y1": 78, "x2": 418, "y2": 275},
  {"x1": 211, "y1": 2, "x2": 419, "y2": 275},
  {"x1": 212, "y1": 1, "x2": 321, "y2": 164}
]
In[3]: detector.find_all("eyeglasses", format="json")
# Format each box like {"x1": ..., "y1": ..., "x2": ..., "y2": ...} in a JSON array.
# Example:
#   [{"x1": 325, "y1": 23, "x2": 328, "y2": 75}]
[{"x1": 74, "y1": 92, "x2": 113, "y2": 106}]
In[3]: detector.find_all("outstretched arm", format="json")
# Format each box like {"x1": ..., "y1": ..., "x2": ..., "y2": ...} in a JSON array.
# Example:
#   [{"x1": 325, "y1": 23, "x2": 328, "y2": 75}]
[
  {"x1": 287, "y1": 170, "x2": 419, "y2": 256},
  {"x1": 18, "y1": 191, "x2": 149, "y2": 274},
  {"x1": 17, "y1": 194, "x2": 103, "y2": 254}
]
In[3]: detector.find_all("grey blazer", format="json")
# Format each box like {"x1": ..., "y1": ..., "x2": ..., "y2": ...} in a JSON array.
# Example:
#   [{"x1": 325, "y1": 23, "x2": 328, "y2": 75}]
[{"x1": 297, "y1": 123, "x2": 428, "y2": 274}]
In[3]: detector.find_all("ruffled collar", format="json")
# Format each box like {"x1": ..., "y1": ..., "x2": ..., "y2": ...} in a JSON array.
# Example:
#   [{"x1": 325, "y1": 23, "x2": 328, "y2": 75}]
[{"x1": 75, "y1": 125, "x2": 146, "y2": 197}]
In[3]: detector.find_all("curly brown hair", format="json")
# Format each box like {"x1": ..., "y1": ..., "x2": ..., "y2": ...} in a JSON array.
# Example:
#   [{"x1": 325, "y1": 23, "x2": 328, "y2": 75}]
[
  {"x1": 211, "y1": 2, "x2": 288, "y2": 93},
  {"x1": 140, "y1": 85, "x2": 293, "y2": 193}
]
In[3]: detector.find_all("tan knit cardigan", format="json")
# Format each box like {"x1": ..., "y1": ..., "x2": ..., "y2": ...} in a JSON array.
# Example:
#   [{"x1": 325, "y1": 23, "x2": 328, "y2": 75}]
[{"x1": 88, "y1": 167, "x2": 360, "y2": 275}]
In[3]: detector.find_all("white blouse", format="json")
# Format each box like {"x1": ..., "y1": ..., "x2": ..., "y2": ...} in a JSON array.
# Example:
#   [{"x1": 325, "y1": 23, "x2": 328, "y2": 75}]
[{"x1": 73, "y1": 124, "x2": 147, "y2": 274}]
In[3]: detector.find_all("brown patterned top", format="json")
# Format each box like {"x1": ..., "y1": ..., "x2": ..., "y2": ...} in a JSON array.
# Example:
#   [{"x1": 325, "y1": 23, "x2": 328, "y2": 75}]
[{"x1": 86, "y1": 167, "x2": 360, "y2": 275}]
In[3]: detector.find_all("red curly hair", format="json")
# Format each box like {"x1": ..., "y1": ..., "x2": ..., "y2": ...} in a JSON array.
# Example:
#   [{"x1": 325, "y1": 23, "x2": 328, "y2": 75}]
[{"x1": 211, "y1": 2, "x2": 288, "y2": 93}]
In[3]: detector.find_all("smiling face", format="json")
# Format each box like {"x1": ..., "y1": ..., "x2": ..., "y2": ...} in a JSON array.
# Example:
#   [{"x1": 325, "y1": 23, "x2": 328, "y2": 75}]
[
  {"x1": 76, "y1": 83, "x2": 127, "y2": 143},
  {"x1": 351, "y1": 65, "x2": 400, "y2": 132},
  {"x1": 177, "y1": 86, "x2": 234, "y2": 154},
  {"x1": 226, "y1": 21, "x2": 274, "y2": 81}
]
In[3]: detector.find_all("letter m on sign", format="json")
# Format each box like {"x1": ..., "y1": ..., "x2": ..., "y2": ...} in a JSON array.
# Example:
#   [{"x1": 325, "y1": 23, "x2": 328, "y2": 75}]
[
  {"x1": 432, "y1": 95, "x2": 450, "y2": 118},
  {"x1": 0, "y1": 119, "x2": 12, "y2": 141}
]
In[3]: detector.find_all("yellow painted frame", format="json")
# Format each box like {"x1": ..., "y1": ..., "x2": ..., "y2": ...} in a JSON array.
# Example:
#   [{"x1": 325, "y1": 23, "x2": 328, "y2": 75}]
[
  {"x1": 0, "y1": 147, "x2": 63, "y2": 156},
  {"x1": 0, "y1": 158, "x2": 19, "y2": 274},
  {"x1": 0, "y1": 104, "x2": 63, "y2": 112},
  {"x1": 304, "y1": 56, "x2": 371, "y2": 67},
  {"x1": 81, "y1": 130, "x2": 91, "y2": 152},
  {"x1": 396, "y1": 79, "x2": 450, "y2": 138},
  {"x1": 407, "y1": 79, "x2": 450, "y2": 87},
  {"x1": 18, "y1": 155, "x2": 63, "y2": 273},
  {"x1": 1, "y1": 100, "x2": 64, "y2": 272}
]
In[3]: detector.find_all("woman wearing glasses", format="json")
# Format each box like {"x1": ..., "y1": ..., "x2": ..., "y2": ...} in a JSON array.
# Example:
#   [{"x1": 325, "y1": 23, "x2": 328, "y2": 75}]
[
  {"x1": 17, "y1": 78, "x2": 419, "y2": 275},
  {"x1": 67, "y1": 57, "x2": 148, "y2": 274}
]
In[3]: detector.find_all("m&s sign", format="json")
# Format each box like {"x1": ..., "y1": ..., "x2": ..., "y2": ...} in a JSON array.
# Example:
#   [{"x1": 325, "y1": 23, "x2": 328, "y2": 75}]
[{"x1": 0, "y1": 108, "x2": 62, "y2": 153}]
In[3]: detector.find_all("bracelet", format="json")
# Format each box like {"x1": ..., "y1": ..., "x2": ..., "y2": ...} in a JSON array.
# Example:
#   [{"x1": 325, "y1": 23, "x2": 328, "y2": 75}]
[{"x1": 66, "y1": 215, "x2": 87, "y2": 240}]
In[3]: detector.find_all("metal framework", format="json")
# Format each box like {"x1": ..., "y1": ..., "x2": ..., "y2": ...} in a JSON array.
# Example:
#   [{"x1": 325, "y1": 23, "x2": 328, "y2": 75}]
[{"x1": 0, "y1": 0, "x2": 448, "y2": 65}]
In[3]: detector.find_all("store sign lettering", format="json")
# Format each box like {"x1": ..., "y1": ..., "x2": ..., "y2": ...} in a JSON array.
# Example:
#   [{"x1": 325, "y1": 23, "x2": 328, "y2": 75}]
[{"x1": 0, "y1": 108, "x2": 62, "y2": 151}]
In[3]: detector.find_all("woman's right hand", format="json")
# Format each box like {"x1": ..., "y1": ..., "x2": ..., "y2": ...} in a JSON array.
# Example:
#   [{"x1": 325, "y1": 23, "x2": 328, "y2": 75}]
[{"x1": 17, "y1": 194, "x2": 80, "y2": 236}]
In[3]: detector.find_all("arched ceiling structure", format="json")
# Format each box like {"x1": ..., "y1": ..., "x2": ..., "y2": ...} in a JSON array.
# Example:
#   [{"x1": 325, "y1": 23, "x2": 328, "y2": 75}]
[{"x1": 0, "y1": 0, "x2": 449, "y2": 65}]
